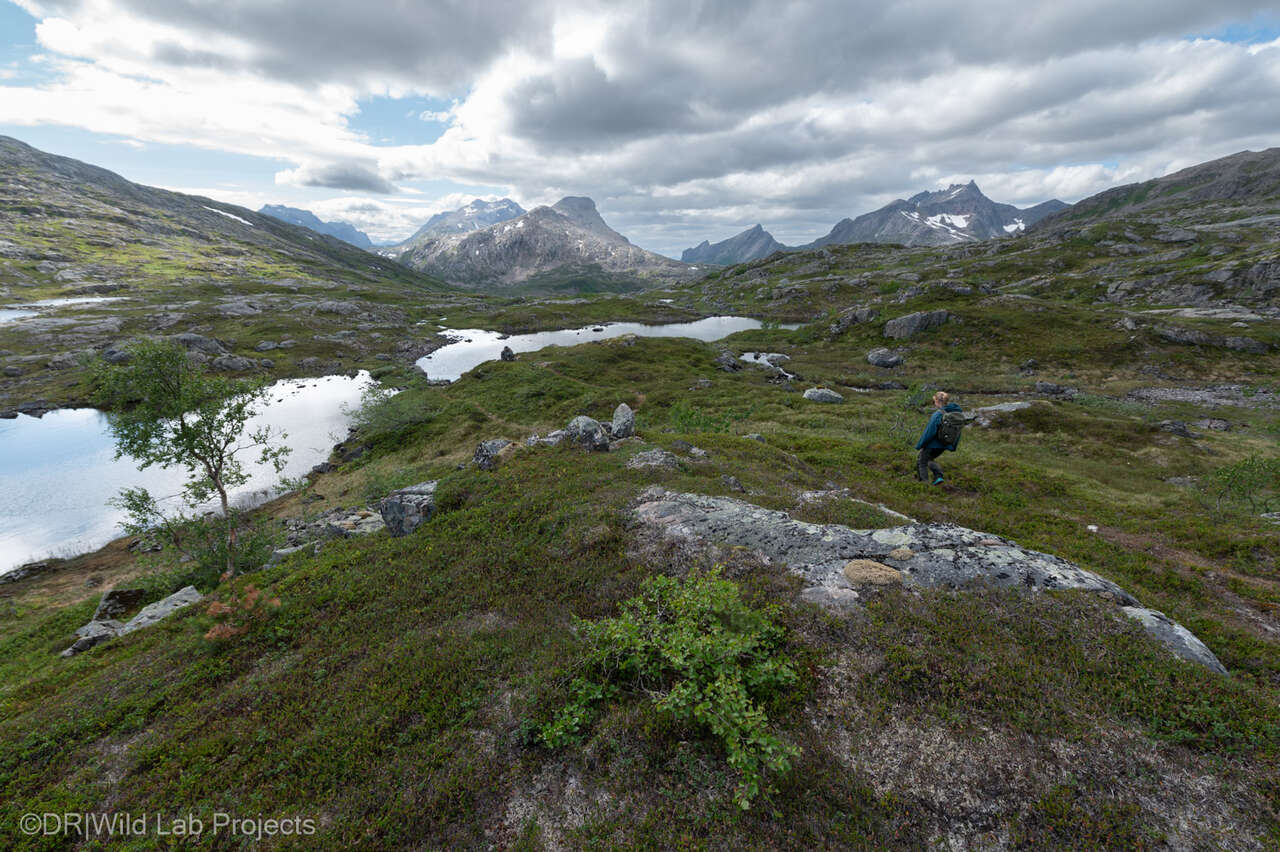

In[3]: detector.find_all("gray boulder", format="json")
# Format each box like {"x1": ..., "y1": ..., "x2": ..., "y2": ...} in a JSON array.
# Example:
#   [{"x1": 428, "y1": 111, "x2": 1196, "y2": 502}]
[
  {"x1": 254, "y1": 341, "x2": 278, "y2": 352},
  {"x1": 713, "y1": 350, "x2": 741, "y2": 372},
  {"x1": 829, "y1": 306, "x2": 879, "y2": 336},
  {"x1": 1120, "y1": 607, "x2": 1227, "y2": 673},
  {"x1": 966, "y1": 401, "x2": 1033, "y2": 427},
  {"x1": 92, "y1": 588, "x2": 148, "y2": 621},
  {"x1": 884, "y1": 310, "x2": 949, "y2": 339},
  {"x1": 866, "y1": 348, "x2": 903, "y2": 368},
  {"x1": 118, "y1": 586, "x2": 202, "y2": 636},
  {"x1": 611, "y1": 403, "x2": 635, "y2": 438},
  {"x1": 100, "y1": 345, "x2": 132, "y2": 364},
  {"x1": 211, "y1": 355, "x2": 256, "y2": 372},
  {"x1": 803, "y1": 387, "x2": 844, "y2": 403},
  {"x1": 626, "y1": 448, "x2": 680, "y2": 471},
  {"x1": 565, "y1": 416, "x2": 610, "y2": 451},
  {"x1": 172, "y1": 332, "x2": 227, "y2": 355},
  {"x1": 474, "y1": 438, "x2": 513, "y2": 470},
  {"x1": 500, "y1": 345, "x2": 516, "y2": 362},
  {"x1": 379, "y1": 480, "x2": 439, "y2": 537},
  {"x1": 60, "y1": 620, "x2": 123, "y2": 657}
]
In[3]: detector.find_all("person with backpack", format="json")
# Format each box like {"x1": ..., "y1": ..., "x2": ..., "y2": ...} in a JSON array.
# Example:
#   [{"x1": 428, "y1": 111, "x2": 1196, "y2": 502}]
[{"x1": 916, "y1": 391, "x2": 963, "y2": 485}]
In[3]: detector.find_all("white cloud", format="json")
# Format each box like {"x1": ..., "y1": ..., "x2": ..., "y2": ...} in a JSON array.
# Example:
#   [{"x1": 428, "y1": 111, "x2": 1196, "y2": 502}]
[{"x1": 3, "y1": 1, "x2": 1280, "y2": 254}]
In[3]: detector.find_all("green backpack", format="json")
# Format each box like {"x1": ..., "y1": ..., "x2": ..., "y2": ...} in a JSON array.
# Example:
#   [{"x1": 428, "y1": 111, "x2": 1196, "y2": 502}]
[{"x1": 937, "y1": 410, "x2": 965, "y2": 447}]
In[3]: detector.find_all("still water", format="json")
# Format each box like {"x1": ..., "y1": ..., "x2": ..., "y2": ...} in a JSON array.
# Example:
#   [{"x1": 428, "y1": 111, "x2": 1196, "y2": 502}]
[
  {"x1": 417, "y1": 316, "x2": 784, "y2": 381},
  {"x1": 0, "y1": 372, "x2": 373, "y2": 573}
]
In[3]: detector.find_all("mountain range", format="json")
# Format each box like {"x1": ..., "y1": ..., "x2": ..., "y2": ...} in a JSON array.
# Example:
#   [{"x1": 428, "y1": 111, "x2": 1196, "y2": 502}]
[
  {"x1": 389, "y1": 196, "x2": 694, "y2": 290},
  {"x1": 258, "y1": 204, "x2": 374, "y2": 249},
  {"x1": 681, "y1": 224, "x2": 787, "y2": 265},
  {"x1": 394, "y1": 198, "x2": 526, "y2": 248}
]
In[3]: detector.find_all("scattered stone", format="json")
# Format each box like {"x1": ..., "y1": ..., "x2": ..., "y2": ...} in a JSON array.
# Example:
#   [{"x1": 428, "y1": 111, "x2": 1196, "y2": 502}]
[
  {"x1": 799, "y1": 585, "x2": 860, "y2": 612},
  {"x1": 689, "y1": 447, "x2": 710, "y2": 460},
  {"x1": 474, "y1": 438, "x2": 513, "y2": 470},
  {"x1": 626, "y1": 448, "x2": 680, "y2": 471},
  {"x1": 866, "y1": 348, "x2": 904, "y2": 368},
  {"x1": 1262, "y1": 512, "x2": 1280, "y2": 525},
  {"x1": 211, "y1": 355, "x2": 256, "y2": 372},
  {"x1": 565, "y1": 416, "x2": 610, "y2": 451},
  {"x1": 842, "y1": 559, "x2": 903, "y2": 586},
  {"x1": 611, "y1": 403, "x2": 635, "y2": 438},
  {"x1": 92, "y1": 588, "x2": 148, "y2": 621},
  {"x1": 264, "y1": 544, "x2": 309, "y2": 569},
  {"x1": 884, "y1": 309, "x2": 949, "y2": 340},
  {"x1": 803, "y1": 387, "x2": 844, "y2": 403},
  {"x1": 379, "y1": 481, "x2": 439, "y2": 537},
  {"x1": 1034, "y1": 381, "x2": 1077, "y2": 397},
  {"x1": 500, "y1": 345, "x2": 516, "y2": 362},
  {"x1": 963, "y1": 401, "x2": 1035, "y2": 428},
  {"x1": 310, "y1": 462, "x2": 336, "y2": 475},
  {"x1": 828, "y1": 306, "x2": 879, "y2": 336},
  {"x1": 713, "y1": 350, "x2": 741, "y2": 372},
  {"x1": 1158, "y1": 420, "x2": 1193, "y2": 438},
  {"x1": 689, "y1": 377, "x2": 712, "y2": 390},
  {"x1": 721, "y1": 475, "x2": 746, "y2": 492},
  {"x1": 1192, "y1": 418, "x2": 1231, "y2": 431},
  {"x1": 172, "y1": 332, "x2": 227, "y2": 355},
  {"x1": 744, "y1": 433, "x2": 765, "y2": 442},
  {"x1": 118, "y1": 586, "x2": 202, "y2": 636},
  {"x1": 100, "y1": 346, "x2": 132, "y2": 364},
  {"x1": 3, "y1": 366, "x2": 21, "y2": 377},
  {"x1": 1115, "y1": 316, "x2": 1139, "y2": 331},
  {"x1": 254, "y1": 341, "x2": 278, "y2": 352},
  {"x1": 1019, "y1": 358, "x2": 1037, "y2": 375}
]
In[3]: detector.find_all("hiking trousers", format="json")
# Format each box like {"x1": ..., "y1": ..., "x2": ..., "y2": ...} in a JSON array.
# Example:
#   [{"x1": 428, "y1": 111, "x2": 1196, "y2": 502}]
[{"x1": 917, "y1": 447, "x2": 945, "y2": 482}]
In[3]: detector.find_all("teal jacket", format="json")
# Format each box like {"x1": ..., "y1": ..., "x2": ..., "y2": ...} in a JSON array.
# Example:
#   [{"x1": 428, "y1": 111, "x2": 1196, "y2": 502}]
[{"x1": 916, "y1": 403, "x2": 963, "y2": 451}]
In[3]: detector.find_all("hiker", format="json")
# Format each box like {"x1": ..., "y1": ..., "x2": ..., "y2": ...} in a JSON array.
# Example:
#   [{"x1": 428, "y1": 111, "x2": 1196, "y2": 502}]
[{"x1": 915, "y1": 391, "x2": 964, "y2": 485}]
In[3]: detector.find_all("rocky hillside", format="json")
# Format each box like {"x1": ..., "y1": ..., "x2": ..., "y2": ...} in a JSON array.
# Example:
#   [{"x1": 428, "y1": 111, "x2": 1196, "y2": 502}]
[
  {"x1": 0, "y1": 135, "x2": 463, "y2": 413},
  {"x1": 391, "y1": 196, "x2": 695, "y2": 290},
  {"x1": 259, "y1": 204, "x2": 374, "y2": 249},
  {"x1": 803, "y1": 182, "x2": 1066, "y2": 248},
  {"x1": 1039, "y1": 146, "x2": 1280, "y2": 228},
  {"x1": 681, "y1": 224, "x2": 787, "y2": 265},
  {"x1": 391, "y1": 197, "x2": 526, "y2": 249}
]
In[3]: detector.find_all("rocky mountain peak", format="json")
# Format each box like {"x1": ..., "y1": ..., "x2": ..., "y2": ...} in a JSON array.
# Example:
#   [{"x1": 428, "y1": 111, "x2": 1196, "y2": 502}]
[{"x1": 551, "y1": 196, "x2": 617, "y2": 239}]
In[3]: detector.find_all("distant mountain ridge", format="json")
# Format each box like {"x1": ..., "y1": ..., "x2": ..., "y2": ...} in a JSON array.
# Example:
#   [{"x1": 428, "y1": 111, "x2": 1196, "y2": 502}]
[
  {"x1": 682, "y1": 225, "x2": 786, "y2": 265},
  {"x1": 259, "y1": 204, "x2": 373, "y2": 249},
  {"x1": 803, "y1": 181, "x2": 1067, "y2": 248},
  {"x1": 391, "y1": 196, "x2": 693, "y2": 289},
  {"x1": 397, "y1": 198, "x2": 526, "y2": 248},
  {"x1": 1036, "y1": 147, "x2": 1280, "y2": 229}
]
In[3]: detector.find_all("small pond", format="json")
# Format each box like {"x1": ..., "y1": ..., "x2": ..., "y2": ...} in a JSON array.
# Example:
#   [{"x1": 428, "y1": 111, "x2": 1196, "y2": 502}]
[
  {"x1": 0, "y1": 372, "x2": 373, "y2": 574},
  {"x1": 417, "y1": 316, "x2": 790, "y2": 381}
]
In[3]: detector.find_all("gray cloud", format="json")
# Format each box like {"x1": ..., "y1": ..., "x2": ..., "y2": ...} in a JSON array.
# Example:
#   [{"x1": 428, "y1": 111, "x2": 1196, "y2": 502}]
[{"x1": 285, "y1": 163, "x2": 397, "y2": 194}]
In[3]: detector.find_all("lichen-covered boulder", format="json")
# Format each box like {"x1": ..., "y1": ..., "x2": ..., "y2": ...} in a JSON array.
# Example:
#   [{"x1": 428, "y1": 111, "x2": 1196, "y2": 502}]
[
  {"x1": 379, "y1": 480, "x2": 439, "y2": 537},
  {"x1": 565, "y1": 416, "x2": 610, "y2": 451},
  {"x1": 612, "y1": 403, "x2": 635, "y2": 438}
]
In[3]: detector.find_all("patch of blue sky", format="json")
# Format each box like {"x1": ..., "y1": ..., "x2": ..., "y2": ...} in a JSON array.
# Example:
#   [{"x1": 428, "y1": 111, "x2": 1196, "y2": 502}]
[
  {"x1": 0, "y1": 123, "x2": 286, "y2": 190},
  {"x1": 346, "y1": 94, "x2": 459, "y2": 146},
  {"x1": 0, "y1": 1, "x2": 54, "y2": 82},
  {"x1": 1195, "y1": 13, "x2": 1280, "y2": 44}
]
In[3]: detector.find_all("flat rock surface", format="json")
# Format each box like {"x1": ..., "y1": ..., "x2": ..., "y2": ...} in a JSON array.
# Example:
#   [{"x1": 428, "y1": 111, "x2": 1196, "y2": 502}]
[{"x1": 631, "y1": 487, "x2": 1225, "y2": 672}]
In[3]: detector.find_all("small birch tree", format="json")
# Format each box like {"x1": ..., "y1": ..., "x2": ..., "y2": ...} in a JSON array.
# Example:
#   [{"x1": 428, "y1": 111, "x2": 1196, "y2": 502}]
[{"x1": 94, "y1": 340, "x2": 289, "y2": 577}]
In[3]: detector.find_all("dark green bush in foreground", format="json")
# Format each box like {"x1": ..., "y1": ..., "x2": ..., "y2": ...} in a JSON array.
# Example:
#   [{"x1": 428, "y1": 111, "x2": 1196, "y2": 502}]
[{"x1": 539, "y1": 569, "x2": 799, "y2": 808}]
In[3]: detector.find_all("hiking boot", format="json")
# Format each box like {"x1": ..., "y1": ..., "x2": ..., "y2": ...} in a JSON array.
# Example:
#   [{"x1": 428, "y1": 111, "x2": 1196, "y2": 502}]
[{"x1": 932, "y1": 476, "x2": 944, "y2": 486}]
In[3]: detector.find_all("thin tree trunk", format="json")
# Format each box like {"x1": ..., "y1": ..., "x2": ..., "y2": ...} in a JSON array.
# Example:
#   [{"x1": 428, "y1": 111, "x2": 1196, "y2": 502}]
[{"x1": 216, "y1": 481, "x2": 236, "y2": 578}]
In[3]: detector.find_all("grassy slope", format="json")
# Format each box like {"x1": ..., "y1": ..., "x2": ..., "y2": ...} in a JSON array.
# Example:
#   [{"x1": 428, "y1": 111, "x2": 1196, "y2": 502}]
[{"x1": 1, "y1": 292, "x2": 1277, "y2": 848}]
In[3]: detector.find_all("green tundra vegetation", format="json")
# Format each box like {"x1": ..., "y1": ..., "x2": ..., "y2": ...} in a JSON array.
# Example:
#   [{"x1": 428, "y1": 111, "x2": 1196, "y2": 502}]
[{"x1": 1, "y1": 150, "x2": 1279, "y2": 846}]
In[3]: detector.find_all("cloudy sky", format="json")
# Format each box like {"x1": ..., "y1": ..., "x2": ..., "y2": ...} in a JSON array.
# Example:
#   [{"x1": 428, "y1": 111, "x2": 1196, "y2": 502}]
[{"x1": 1, "y1": 1, "x2": 1278, "y2": 256}]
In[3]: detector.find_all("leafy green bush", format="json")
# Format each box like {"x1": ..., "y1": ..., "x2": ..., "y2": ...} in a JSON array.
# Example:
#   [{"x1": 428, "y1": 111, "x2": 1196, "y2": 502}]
[
  {"x1": 1203, "y1": 455, "x2": 1280, "y2": 513},
  {"x1": 539, "y1": 570, "x2": 799, "y2": 808},
  {"x1": 667, "y1": 400, "x2": 754, "y2": 434},
  {"x1": 345, "y1": 382, "x2": 436, "y2": 445}
]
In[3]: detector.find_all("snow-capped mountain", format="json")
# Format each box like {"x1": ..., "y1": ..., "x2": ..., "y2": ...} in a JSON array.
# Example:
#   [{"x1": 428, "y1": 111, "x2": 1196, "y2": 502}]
[
  {"x1": 681, "y1": 224, "x2": 786, "y2": 265},
  {"x1": 397, "y1": 198, "x2": 526, "y2": 248},
  {"x1": 804, "y1": 182, "x2": 1067, "y2": 248},
  {"x1": 390, "y1": 196, "x2": 693, "y2": 289}
]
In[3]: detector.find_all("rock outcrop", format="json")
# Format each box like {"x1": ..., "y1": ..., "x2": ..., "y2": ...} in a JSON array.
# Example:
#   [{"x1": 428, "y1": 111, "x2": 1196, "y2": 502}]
[
  {"x1": 379, "y1": 481, "x2": 439, "y2": 537},
  {"x1": 61, "y1": 585, "x2": 202, "y2": 657},
  {"x1": 884, "y1": 310, "x2": 950, "y2": 339},
  {"x1": 630, "y1": 488, "x2": 1226, "y2": 673},
  {"x1": 803, "y1": 388, "x2": 844, "y2": 403}
]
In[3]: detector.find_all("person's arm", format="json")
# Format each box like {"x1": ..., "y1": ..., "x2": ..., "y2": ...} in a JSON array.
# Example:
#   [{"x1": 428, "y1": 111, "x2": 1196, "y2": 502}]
[{"x1": 916, "y1": 410, "x2": 940, "y2": 449}]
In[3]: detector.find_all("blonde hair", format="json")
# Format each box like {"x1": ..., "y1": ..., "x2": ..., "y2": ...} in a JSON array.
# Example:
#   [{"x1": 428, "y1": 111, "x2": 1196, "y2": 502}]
[{"x1": 933, "y1": 391, "x2": 950, "y2": 405}]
